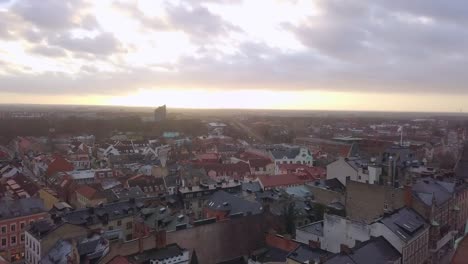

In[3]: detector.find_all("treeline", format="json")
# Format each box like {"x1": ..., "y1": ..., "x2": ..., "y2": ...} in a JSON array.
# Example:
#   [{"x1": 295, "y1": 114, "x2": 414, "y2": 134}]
[{"x1": 0, "y1": 117, "x2": 208, "y2": 142}]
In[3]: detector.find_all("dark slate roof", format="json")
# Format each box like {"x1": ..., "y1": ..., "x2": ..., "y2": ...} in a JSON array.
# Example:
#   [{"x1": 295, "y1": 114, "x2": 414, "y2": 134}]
[
  {"x1": 308, "y1": 178, "x2": 346, "y2": 194},
  {"x1": 77, "y1": 236, "x2": 105, "y2": 256},
  {"x1": 412, "y1": 178, "x2": 455, "y2": 206},
  {"x1": 206, "y1": 191, "x2": 263, "y2": 216},
  {"x1": 349, "y1": 236, "x2": 401, "y2": 264},
  {"x1": 111, "y1": 186, "x2": 146, "y2": 202},
  {"x1": 242, "y1": 181, "x2": 262, "y2": 193},
  {"x1": 40, "y1": 240, "x2": 73, "y2": 264},
  {"x1": 0, "y1": 197, "x2": 45, "y2": 221},
  {"x1": 60, "y1": 200, "x2": 143, "y2": 226},
  {"x1": 140, "y1": 207, "x2": 191, "y2": 232},
  {"x1": 270, "y1": 148, "x2": 301, "y2": 159},
  {"x1": 378, "y1": 207, "x2": 428, "y2": 242},
  {"x1": 324, "y1": 254, "x2": 354, "y2": 264},
  {"x1": 27, "y1": 219, "x2": 57, "y2": 239},
  {"x1": 325, "y1": 237, "x2": 400, "y2": 264},
  {"x1": 250, "y1": 246, "x2": 289, "y2": 263},
  {"x1": 287, "y1": 245, "x2": 329, "y2": 263},
  {"x1": 298, "y1": 221, "x2": 324, "y2": 237},
  {"x1": 217, "y1": 256, "x2": 248, "y2": 264},
  {"x1": 129, "y1": 243, "x2": 186, "y2": 263}
]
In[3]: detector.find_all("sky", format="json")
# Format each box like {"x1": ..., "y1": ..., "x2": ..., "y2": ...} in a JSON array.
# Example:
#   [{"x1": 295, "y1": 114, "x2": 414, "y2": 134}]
[{"x1": 1, "y1": 0, "x2": 468, "y2": 112}]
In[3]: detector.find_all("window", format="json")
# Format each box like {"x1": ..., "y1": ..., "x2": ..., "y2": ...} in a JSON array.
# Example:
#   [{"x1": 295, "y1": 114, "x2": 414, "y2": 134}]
[
  {"x1": 1, "y1": 238, "x2": 6, "y2": 247},
  {"x1": 126, "y1": 234, "x2": 133, "y2": 241},
  {"x1": 10, "y1": 224, "x2": 16, "y2": 232},
  {"x1": 126, "y1": 221, "x2": 133, "y2": 230},
  {"x1": 10, "y1": 235, "x2": 16, "y2": 245},
  {"x1": 20, "y1": 222, "x2": 25, "y2": 230},
  {"x1": 1, "y1": 226, "x2": 6, "y2": 234},
  {"x1": 117, "y1": 220, "x2": 122, "y2": 226},
  {"x1": 20, "y1": 234, "x2": 25, "y2": 244}
]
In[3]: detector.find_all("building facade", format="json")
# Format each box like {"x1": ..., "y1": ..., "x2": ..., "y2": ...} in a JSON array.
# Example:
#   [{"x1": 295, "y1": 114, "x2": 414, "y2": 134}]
[{"x1": 0, "y1": 198, "x2": 47, "y2": 262}]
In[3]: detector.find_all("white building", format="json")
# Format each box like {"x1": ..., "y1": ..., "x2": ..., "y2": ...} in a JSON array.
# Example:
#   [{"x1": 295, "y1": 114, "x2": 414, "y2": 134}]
[
  {"x1": 296, "y1": 209, "x2": 429, "y2": 264},
  {"x1": 269, "y1": 147, "x2": 313, "y2": 174},
  {"x1": 326, "y1": 157, "x2": 382, "y2": 186}
]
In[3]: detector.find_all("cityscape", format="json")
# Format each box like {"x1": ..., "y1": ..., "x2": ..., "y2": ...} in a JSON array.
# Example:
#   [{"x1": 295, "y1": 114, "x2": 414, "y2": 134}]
[{"x1": 2, "y1": 0, "x2": 468, "y2": 264}]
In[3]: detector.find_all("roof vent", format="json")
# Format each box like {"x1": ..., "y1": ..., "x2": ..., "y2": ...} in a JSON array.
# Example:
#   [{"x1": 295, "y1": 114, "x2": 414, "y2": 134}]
[
  {"x1": 223, "y1": 202, "x2": 229, "y2": 206},
  {"x1": 159, "y1": 207, "x2": 167, "y2": 213}
]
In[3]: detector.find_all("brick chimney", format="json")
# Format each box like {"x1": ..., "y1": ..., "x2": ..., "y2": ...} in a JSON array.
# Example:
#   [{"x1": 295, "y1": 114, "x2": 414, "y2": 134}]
[
  {"x1": 340, "y1": 244, "x2": 352, "y2": 255},
  {"x1": 155, "y1": 230, "x2": 167, "y2": 249},
  {"x1": 309, "y1": 240, "x2": 321, "y2": 249},
  {"x1": 404, "y1": 185, "x2": 413, "y2": 208}
]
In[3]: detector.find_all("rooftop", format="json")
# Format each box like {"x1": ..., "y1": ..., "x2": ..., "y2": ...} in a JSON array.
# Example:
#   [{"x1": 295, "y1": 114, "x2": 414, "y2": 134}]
[
  {"x1": 298, "y1": 221, "x2": 324, "y2": 237},
  {"x1": 128, "y1": 243, "x2": 187, "y2": 263},
  {"x1": 60, "y1": 200, "x2": 146, "y2": 226},
  {"x1": 27, "y1": 219, "x2": 57, "y2": 239},
  {"x1": 206, "y1": 190, "x2": 263, "y2": 216},
  {"x1": 179, "y1": 180, "x2": 242, "y2": 194},
  {"x1": 270, "y1": 147, "x2": 302, "y2": 160},
  {"x1": 287, "y1": 244, "x2": 329, "y2": 263},
  {"x1": 250, "y1": 246, "x2": 289, "y2": 263},
  {"x1": 258, "y1": 174, "x2": 315, "y2": 189},
  {"x1": 325, "y1": 236, "x2": 401, "y2": 264},
  {"x1": 0, "y1": 197, "x2": 45, "y2": 221},
  {"x1": 412, "y1": 178, "x2": 455, "y2": 206},
  {"x1": 377, "y1": 207, "x2": 427, "y2": 242}
]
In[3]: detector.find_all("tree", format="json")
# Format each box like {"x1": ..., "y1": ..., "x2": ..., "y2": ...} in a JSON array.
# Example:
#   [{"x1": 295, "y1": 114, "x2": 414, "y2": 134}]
[{"x1": 283, "y1": 202, "x2": 296, "y2": 237}]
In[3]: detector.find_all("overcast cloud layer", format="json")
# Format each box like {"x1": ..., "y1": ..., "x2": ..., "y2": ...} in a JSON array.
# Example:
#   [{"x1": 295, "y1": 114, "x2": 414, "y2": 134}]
[{"x1": 1, "y1": 0, "x2": 468, "y2": 96}]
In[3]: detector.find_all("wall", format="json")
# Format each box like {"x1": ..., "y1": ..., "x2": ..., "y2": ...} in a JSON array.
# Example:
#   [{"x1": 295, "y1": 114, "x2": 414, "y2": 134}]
[
  {"x1": 39, "y1": 223, "x2": 89, "y2": 259},
  {"x1": 307, "y1": 185, "x2": 344, "y2": 206},
  {"x1": 0, "y1": 212, "x2": 47, "y2": 262},
  {"x1": 295, "y1": 225, "x2": 323, "y2": 246},
  {"x1": 322, "y1": 214, "x2": 370, "y2": 253},
  {"x1": 346, "y1": 180, "x2": 405, "y2": 223},
  {"x1": 101, "y1": 212, "x2": 283, "y2": 264},
  {"x1": 326, "y1": 158, "x2": 357, "y2": 186},
  {"x1": 38, "y1": 189, "x2": 59, "y2": 210}
]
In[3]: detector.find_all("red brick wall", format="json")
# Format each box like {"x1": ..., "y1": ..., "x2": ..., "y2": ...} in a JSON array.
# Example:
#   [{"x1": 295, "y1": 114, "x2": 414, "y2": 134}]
[
  {"x1": 265, "y1": 233, "x2": 299, "y2": 252},
  {"x1": 0, "y1": 212, "x2": 48, "y2": 262}
]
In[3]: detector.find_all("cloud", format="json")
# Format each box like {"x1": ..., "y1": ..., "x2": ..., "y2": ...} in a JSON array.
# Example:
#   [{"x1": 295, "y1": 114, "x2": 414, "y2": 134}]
[
  {"x1": 12, "y1": 0, "x2": 90, "y2": 30},
  {"x1": 29, "y1": 45, "x2": 67, "y2": 57},
  {"x1": 48, "y1": 32, "x2": 123, "y2": 56},
  {"x1": 2, "y1": 0, "x2": 468, "y2": 99},
  {"x1": 113, "y1": 1, "x2": 241, "y2": 41},
  {"x1": 164, "y1": 3, "x2": 241, "y2": 41}
]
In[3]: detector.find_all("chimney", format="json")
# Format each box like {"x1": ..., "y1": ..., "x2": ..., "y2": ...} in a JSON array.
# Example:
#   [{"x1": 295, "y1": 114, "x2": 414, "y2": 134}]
[
  {"x1": 309, "y1": 240, "x2": 321, "y2": 249},
  {"x1": 404, "y1": 185, "x2": 413, "y2": 208},
  {"x1": 155, "y1": 230, "x2": 167, "y2": 249},
  {"x1": 340, "y1": 244, "x2": 352, "y2": 255}
]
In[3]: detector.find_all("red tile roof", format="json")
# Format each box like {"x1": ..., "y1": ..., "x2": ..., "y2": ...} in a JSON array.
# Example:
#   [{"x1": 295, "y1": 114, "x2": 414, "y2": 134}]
[
  {"x1": 75, "y1": 185, "x2": 99, "y2": 200},
  {"x1": 197, "y1": 162, "x2": 251, "y2": 179},
  {"x1": 197, "y1": 153, "x2": 220, "y2": 161},
  {"x1": 278, "y1": 164, "x2": 326, "y2": 179},
  {"x1": 249, "y1": 158, "x2": 273, "y2": 168},
  {"x1": 46, "y1": 155, "x2": 74, "y2": 176},
  {"x1": 0, "y1": 150, "x2": 9, "y2": 159}
]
